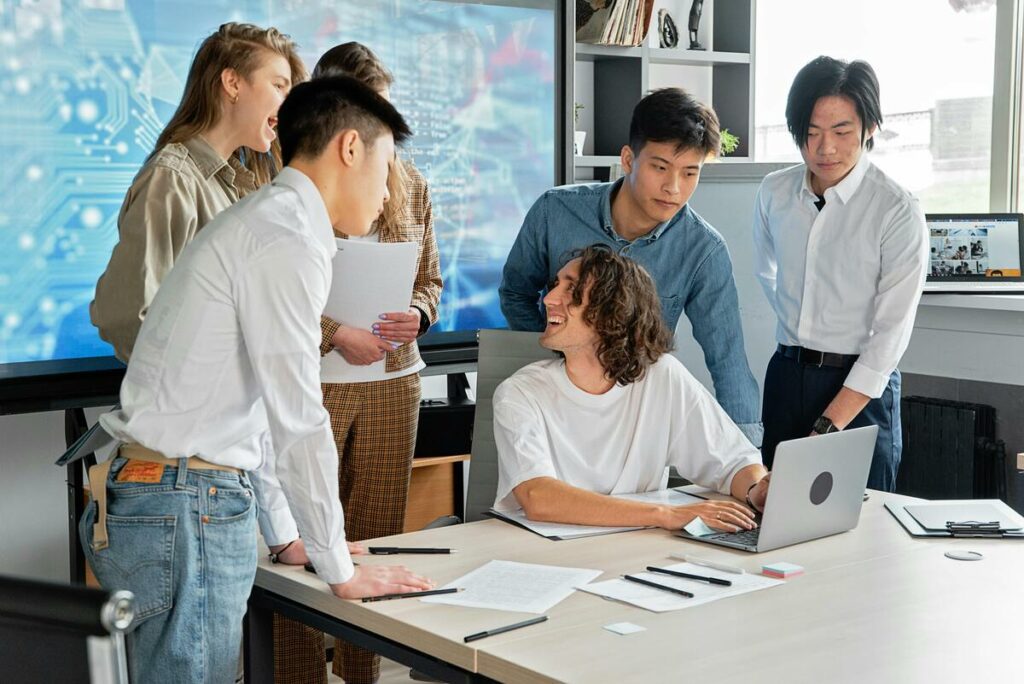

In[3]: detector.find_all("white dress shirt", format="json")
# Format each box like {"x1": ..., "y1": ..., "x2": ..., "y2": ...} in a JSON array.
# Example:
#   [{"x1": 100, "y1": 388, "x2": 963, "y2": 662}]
[
  {"x1": 100, "y1": 167, "x2": 355, "y2": 584},
  {"x1": 492, "y1": 355, "x2": 761, "y2": 512},
  {"x1": 752, "y1": 156, "x2": 928, "y2": 398}
]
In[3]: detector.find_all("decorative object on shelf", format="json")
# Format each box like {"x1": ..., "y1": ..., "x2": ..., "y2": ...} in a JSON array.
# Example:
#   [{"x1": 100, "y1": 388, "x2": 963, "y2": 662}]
[
  {"x1": 576, "y1": 0, "x2": 655, "y2": 47},
  {"x1": 720, "y1": 128, "x2": 740, "y2": 155},
  {"x1": 687, "y1": 0, "x2": 705, "y2": 51},
  {"x1": 574, "y1": 101, "x2": 587, "y2": 156},
  {"x1": 657, "y1": 9, "x2": 678, "y2": 48}
]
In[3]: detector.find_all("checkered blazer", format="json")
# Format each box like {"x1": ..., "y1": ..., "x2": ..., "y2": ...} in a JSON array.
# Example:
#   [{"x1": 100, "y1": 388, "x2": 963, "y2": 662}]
[{"x1": 320, "y1": 160, "x2": 442, "y2": 373}]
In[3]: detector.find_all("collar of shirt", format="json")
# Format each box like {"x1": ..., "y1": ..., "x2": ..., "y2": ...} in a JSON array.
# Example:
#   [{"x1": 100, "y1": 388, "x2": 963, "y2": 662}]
[
  {"x1": 183, "y1": 136, "x2": 257, "y2": 194},
  {"x1": 600, "y1": 178, "x2": 677, "y2": 243},
  {"x1": 799, "y1": 153, "x2": 872, "y2": 207},
  {"x1": 271, "y1": 167, "x2": 336, "y2": 256}
]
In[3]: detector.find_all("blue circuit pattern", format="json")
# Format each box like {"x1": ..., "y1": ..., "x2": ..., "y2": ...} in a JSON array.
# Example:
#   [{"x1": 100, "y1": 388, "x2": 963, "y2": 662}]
[{"x1": 0, "y1": 0, "x2": 555, "y2": 363}]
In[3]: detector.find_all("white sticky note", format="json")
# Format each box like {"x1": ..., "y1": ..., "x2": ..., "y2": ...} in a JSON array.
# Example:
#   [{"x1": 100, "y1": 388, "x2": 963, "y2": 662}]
[
  {"x1": 604, "y1": 622, "x2": 646, "y2": 635},
  {"x1": 683, "y1": 517, "x2": 717, "y2": 537}
]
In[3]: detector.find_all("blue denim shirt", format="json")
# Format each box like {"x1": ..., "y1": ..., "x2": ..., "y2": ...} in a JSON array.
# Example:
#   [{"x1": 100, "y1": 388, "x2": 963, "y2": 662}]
[{"x1": 499, "y1": 180, "x2": 763, "y2": 445}]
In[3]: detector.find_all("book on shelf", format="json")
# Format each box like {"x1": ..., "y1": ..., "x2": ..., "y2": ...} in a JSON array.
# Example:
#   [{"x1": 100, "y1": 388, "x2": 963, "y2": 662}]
[{"x1": 576, "y1": 0, "x2": 654, "y2": 47}]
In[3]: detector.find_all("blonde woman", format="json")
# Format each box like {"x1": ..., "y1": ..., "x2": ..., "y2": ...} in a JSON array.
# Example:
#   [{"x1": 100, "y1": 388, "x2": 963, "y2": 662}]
[
  {"x1": 272, "y1": 42, "x2": 443, "y2": 684},
  {"x1": 90, "y1": 22, "x2": 306, "y2": 362}
]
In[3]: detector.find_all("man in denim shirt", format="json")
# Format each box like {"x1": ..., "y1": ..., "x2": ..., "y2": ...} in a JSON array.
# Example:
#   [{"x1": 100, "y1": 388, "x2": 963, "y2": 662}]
[{"x1": 500, "y1": 88, "x2": 762, "y2": 444}]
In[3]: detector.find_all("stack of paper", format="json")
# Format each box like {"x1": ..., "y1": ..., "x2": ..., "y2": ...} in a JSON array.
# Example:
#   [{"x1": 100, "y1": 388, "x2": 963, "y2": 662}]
[{"x1": 578, "y1": 562, "x2": 782, "y2": 613}]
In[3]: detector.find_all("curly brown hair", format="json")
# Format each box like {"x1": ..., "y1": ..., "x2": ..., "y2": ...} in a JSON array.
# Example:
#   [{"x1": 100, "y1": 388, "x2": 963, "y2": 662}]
[{"x1": 565, "y1": 245, "x2": 673, "y2": 385}]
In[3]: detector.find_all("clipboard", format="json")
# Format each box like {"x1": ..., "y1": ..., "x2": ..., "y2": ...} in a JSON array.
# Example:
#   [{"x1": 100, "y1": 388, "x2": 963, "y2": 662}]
[{"x1": 885, "y1": 499, "x2": 1024, "y2": 539}]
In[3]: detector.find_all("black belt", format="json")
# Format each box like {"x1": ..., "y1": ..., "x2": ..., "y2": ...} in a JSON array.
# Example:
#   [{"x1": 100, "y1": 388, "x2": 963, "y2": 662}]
[{"x1": 777, "y1": 344, "x2": 858, "y2": 369}]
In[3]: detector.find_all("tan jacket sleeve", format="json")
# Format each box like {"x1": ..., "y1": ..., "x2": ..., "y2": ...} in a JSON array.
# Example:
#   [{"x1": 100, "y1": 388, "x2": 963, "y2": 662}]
[
  {"x1": 408, "y1": 174, "x2": 442, "y2": 326},
  {"x1": 90, "y1": 165, "x2": 199, "y2": 362},
  {"x1": 320, "y1": 315, "x2": 340, "y2": 357}
]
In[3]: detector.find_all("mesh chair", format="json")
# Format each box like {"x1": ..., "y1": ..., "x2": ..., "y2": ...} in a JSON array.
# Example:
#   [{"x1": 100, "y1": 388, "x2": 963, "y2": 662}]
[
  {"x1": 464, "y1": 329, "x2": 555, "y2": 522},
  {"x1": 0, "y1": 574, "x2": 135, "y2": 684}
]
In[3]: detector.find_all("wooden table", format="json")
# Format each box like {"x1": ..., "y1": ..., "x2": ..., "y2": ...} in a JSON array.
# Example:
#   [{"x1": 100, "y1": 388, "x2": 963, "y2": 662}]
[{"x1": 244, "y1": 491, "x2": 1024, "y2": 683}]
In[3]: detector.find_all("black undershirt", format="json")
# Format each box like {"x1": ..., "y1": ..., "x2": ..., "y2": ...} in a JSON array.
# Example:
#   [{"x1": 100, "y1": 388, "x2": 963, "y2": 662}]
[{"x1": 814, "y1": 194, "x2": 826, "y2": 212}]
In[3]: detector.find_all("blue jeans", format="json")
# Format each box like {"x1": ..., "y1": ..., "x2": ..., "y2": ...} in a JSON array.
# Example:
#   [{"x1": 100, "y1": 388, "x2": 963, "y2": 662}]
[
  {"x1": 761, "y1": 352, "x2": 903, "y2": 491},
  {"x1": 80, "y1": 457, "x2": 258, "y2": 683}
]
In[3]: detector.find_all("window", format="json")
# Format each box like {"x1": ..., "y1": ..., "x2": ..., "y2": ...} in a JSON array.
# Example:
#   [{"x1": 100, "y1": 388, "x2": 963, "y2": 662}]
[{"x1": 754, "y1": 0, "x2": 998, "y2": 213}]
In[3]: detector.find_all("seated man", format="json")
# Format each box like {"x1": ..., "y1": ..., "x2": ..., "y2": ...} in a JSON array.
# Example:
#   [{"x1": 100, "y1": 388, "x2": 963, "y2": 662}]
[{"x1": 493, "y1": 245, "x2": 770, "y2": 533}]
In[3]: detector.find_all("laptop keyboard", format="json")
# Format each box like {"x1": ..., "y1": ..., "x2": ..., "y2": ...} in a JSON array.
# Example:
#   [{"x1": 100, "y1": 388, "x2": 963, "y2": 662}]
[{"x1": 710, "y1": 527, "x2": 761, "y2": 546}]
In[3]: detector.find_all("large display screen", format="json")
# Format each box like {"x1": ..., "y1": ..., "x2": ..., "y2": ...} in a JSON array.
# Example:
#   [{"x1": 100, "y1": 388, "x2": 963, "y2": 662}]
[
  {"x1": 0, "y1": 0, "x2": 560, "y2": 371},
  {"x1": 926, "y1": 215, "x2": 1023, "y2": 280}
]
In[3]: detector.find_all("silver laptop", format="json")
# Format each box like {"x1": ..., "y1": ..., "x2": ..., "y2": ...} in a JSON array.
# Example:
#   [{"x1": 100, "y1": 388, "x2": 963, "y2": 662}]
[
  {"x1": 677, "y1": 426, "x2": 878, "y2": 552},
  {"x1": 922, "y1": 213, "x2": 1024, "y2": 293}
]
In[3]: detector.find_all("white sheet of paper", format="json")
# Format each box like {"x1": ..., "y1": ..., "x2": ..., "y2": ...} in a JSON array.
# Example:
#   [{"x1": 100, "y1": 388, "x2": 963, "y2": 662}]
[
  {"x1": 324, "y1": 239, "x2": 418, "y2": 327},
  {"x1": 578, "y1": 562, "x2": 783, "y2": 613},
  {"x1": 420, "y1": 560, "x2": 603, "y2": 614},
  {"x1": 488, "y1": 489, "x2": 706, "y2": 540}
]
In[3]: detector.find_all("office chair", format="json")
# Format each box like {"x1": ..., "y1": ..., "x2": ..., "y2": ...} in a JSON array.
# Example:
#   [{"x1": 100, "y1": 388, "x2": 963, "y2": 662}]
[
  {"x1": 464, "y1": 329, "x2": 555, "y2": 522},
  {"x1": 0, "y1": 574, "x2": 135, "y2": 684}
]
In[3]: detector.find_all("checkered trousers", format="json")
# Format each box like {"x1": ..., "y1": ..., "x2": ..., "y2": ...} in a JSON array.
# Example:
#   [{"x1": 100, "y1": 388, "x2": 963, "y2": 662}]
[{"x1": 273, "y1": 373, "x2": 421, "y2": 684}]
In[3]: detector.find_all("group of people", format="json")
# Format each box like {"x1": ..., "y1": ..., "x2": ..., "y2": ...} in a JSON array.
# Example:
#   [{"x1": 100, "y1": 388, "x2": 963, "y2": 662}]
[{"x1": 78, "y1": 20, "x2": 928, "y2": 684}]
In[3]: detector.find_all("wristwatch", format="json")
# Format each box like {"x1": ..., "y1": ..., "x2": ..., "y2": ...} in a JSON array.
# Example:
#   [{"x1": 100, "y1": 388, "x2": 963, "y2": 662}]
[{"x1": 811, "y1": 415, "x2": 840, "y2": 435}]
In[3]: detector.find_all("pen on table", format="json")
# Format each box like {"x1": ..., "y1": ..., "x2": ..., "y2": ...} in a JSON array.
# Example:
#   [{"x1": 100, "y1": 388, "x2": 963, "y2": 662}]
[
  {"x1": 368, "y1": 547, "x2": 456, "y2": 555},
  {"x1": 464, "y1": 615, "x2": 548, "y2": 643},
  {"x1": 646, "y1": 565, "x2": 732, "y2": 587},
  {"x1": 668, "y1": 553, "x2": 744, "y2": 575},
  {"x1": 621, "y1": 574, "x2": 694, "y2": 599},
  {"x1": 361, "y1": 587, "x2": 463, "y2": 603}
]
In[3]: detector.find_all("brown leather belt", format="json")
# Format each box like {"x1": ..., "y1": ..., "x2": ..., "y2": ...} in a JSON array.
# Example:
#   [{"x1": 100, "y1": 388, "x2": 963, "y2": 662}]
[
  {"x1": 88, "y1": 444, "x2": 240, "y2": 551},
  {"x1": 777, "y1": 344, "x2": 858, "y2": 369}
]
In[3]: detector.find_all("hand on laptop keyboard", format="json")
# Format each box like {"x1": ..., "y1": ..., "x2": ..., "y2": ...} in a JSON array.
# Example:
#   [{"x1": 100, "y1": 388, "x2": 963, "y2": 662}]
[{"x1": 656, "y1": 501, "x2": 758, "y2": 533}]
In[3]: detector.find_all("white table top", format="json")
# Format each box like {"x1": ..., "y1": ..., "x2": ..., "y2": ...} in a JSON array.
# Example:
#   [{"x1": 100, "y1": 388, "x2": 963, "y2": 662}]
[{"x1": 254, "y1": 491, "x2": 1024, "y2": 683}]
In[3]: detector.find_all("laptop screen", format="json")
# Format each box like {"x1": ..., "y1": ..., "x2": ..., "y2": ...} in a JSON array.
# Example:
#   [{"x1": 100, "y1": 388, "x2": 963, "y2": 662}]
[{"x1": 926, "y1": 213, "x2": 1024, "y2": 283}]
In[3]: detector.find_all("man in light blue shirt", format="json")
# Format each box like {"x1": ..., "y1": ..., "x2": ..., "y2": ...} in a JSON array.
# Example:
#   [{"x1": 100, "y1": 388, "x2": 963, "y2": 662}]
[{"x1": 500, "y1": 88, "x2": 762, "y2": 444}]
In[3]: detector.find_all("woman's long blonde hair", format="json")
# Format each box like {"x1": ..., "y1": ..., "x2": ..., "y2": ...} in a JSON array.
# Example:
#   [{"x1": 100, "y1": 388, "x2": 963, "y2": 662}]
[
  {"x1": 312, "y1": 42, "x2": 410, "y2": 228},
  {"x1": 153, "y1": 23, "x2": 307, "y2": 186}
]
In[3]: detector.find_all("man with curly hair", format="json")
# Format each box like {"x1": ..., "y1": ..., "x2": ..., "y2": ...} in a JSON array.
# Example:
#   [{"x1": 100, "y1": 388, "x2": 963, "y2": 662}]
[{"x1": 493, "y1": 245, "x2": 770, "y2": 531}]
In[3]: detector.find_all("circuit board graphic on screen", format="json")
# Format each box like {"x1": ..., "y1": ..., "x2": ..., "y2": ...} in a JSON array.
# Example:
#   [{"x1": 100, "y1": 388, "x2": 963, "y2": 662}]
[{"x1": 0, "y1": 1, "x2": 556, "y2": 364}]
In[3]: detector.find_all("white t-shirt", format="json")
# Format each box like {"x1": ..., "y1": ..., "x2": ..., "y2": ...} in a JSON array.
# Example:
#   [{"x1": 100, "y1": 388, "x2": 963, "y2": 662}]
[{"x1": 492, "y1": 355, "x2": 762, "y2": 512}]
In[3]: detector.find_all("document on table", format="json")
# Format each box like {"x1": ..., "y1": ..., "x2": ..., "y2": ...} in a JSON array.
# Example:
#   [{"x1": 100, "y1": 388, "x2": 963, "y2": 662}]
[
  {"x1": 578, "y1": 562, "x2": 783, "y2": 613},
  {"x1": 321, "y1": 239, "x2": 418, "y2": 379},
  {"x1": 487, "y1": 489, "x2": 706, "y2": 540},
  {"x1": 420, "y1": 560, "x2": 603, "y2": 614}
]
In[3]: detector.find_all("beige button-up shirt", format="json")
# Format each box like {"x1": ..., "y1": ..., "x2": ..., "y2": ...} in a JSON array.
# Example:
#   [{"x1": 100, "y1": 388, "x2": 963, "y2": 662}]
[{"x1": 91, "y1": 136, "x2": 257, "y2": 362}]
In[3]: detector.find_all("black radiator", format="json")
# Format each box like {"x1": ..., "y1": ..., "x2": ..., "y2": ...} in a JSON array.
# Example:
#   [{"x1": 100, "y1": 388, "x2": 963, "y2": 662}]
[{"x1": 898, "y1": 396, "x2": 1006, "y2": 500}]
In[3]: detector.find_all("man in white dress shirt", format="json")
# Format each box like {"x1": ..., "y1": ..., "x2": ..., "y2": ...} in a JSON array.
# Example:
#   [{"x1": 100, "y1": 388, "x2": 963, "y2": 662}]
[
  {"x1": 79, "y1": 76, "x2": 431, "y2": 683},
  {"x1": 753, "y1": 56, "x2": 928, "y2": 491},
  {"x1": 493, "y1": 245, "x2": 770, "y2": 532}
]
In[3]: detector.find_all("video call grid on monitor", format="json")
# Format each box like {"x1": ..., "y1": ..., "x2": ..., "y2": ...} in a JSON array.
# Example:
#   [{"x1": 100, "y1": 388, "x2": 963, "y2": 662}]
[{"x1": 926, "y1": 214, "x2": 1024, "y2": 282}]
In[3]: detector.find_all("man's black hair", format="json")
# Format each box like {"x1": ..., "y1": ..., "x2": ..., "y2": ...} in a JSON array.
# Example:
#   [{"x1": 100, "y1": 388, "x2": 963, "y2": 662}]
[
  {"x1": 277, "y1": 75, "x2": 412, "y2": 165},
  {"x1": 628, "y1": 87, "x2": 720, "y2": 157},
  {"x1": 786, "y1": 56, "x2": 882, "y2": 151}
]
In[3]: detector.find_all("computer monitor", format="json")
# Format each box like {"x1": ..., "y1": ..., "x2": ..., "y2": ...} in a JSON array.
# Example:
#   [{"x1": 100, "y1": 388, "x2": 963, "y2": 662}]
[{"x1": 923, "y1": 213, "x2": 1024, "y2": 292}]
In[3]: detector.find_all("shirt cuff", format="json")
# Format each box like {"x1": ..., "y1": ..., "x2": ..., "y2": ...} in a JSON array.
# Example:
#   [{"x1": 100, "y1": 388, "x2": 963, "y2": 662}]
[
  {"x1": 306, "y1": 545, "x2": 356, "y2": 585},
  {"x1": 844, "y1": 361, "x2": 890, "y2": 399},
  {"x1": 257, "y1": 504, "x2": 300, "y2": 548},
  {"x1": 736, "y1": 421, "x2": 764, "y2": 449},
  {"x1": 320, "y1": 316, "x2": 341, "y2": 357}
]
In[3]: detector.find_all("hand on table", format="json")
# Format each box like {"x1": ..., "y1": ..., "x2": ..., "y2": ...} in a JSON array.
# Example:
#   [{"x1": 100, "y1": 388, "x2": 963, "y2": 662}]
[
  {"x1": 330, "y1": 565, "x2": 434, "y2": 600},
  {"x1": 656, "y1": 500, "x2": 757, "y2": 533}
]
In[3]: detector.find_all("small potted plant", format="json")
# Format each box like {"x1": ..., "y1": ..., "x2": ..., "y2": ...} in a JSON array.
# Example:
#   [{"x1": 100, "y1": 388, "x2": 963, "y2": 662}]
[
  {"x1": 574, "y1": 102, "x2": 586, "y2": 156},
  {"x1": 720, "y1": 129, "x2": 740, "y2": 156}
]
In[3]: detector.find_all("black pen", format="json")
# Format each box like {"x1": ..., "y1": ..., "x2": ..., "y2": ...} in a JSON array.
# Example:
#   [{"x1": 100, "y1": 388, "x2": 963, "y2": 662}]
[
  {"x1": 464, "y1": 615, "x2": 548, "y2": 643},
  {"x1": 368, "y1": 547, "x2": 455, "y2": 555},
  {"x1": 646, "y1": 566, "x2": 732, "y2": 587},
  {"x1": 622, "y1": 574, "x2": 694, "y2": 598},
  {"x1": 361, "y1": 587, "x2": 463, "y2": 603}
]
